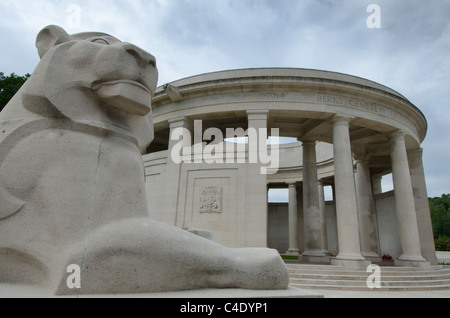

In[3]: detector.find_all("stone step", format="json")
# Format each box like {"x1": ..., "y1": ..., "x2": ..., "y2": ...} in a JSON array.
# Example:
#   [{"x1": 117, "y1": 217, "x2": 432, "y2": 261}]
[
  {"x1": 286, "y1": 264, "x2": 450, "y2": 291},
  {"x1": 290, "y1": 277, "x2": 450, "y2": 287},
  {"x1": 289, "y1": 283, "x2": 450, "y2": 292},
  {"x1": 288, "y1": 270, "x2": 450, "y2": 279},
  {"x1": 285, "y1": 263, "x2": 446, "y2": 271},
  {"x1": 289, "y1": 272, "x2": 450, "y2": 281},
  {"x1": 288, "y1": 269, "x2": 450, "y2": 278},
  {"x1": 286, "y1": 264, "x2": 450, "y2": 275}
]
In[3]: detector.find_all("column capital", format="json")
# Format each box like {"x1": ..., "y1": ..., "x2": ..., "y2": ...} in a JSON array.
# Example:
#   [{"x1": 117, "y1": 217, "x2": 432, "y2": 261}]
[
  {"x1": 168, "y1": 116, "x2": 193, "y2": 129},
  {"x1": 331, "y1": 115, "x2": 354, "y2": 126},
  {"x1": 354, "y1": 154, "x2": 370, "y2": 163},
  {"x1": 352, "y1": 143, "x2": 369, "y2": 161},
  {"x1": 286, "y1": 182, "x2": 297, "y2": 188},
  {"x1": 388, "y1": 130, "x2": 407, "y2": 142},
  {"x1": 246, "y1": 110, "x2": 269, "y2": 120},
  {"x1": 300, "y1": 137, "x2": 317, "y2": 144}
]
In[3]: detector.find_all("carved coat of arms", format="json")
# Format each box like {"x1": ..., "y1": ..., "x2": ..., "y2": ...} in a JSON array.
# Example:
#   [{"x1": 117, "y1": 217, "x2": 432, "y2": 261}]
[{"x1": 199, "y1": 186, "x2": 223, "y2": 214}]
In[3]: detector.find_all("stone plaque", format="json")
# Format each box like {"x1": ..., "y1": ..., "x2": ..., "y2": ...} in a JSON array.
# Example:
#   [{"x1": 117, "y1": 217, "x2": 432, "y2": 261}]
[{"x1": 199, "y1": 186, "x2": 223, "y2": 214}]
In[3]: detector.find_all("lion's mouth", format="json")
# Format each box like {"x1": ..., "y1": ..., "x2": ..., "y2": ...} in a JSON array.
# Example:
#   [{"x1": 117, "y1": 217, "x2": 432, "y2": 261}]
[
  {"x1": 94, "y1": 79, "x2": 153, "y2": 95},
  {"x1": 93, "y1": 80, "x2": 153, "y2": 116}
]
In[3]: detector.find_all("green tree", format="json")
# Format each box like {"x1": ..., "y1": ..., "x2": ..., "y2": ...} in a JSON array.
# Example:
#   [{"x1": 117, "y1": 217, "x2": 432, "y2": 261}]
[
  {"x1": 0, "y1": 72, "x2": 31, "y2": 112},
  {"x1": 435, "y1": 235, "x2": 450, "y2": 252},
  {"x1": 429, "y1": 194, "x2": 450, "y2": 251}
]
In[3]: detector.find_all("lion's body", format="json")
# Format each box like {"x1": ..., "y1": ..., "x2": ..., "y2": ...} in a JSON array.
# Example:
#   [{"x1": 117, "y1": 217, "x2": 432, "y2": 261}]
[{"x1": 0, "y1": 94, "x2": 150, "y2": 292}]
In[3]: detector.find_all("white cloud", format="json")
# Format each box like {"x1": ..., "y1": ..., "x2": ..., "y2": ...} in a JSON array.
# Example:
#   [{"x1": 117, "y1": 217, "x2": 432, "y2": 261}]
[{"x1": 0, "y1": 0, "x2": 449, "y2": 196}]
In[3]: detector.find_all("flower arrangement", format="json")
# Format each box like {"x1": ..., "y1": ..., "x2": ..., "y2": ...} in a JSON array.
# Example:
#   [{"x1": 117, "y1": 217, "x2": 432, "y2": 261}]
[{"x1": 382, "y1": 253, "x2": 393, "y2": 261}]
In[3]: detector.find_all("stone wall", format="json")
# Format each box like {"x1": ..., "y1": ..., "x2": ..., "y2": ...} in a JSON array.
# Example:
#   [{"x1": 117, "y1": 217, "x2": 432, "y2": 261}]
[
  {"x1": 267, "y1": 203, "x2": 289, "y2": 253},
  {"x1": 374, "y1": 191, "x2": 402, "y2": 259},
  {"x1": 144, "y1": 151, "x2": 268, "y2": 248}
]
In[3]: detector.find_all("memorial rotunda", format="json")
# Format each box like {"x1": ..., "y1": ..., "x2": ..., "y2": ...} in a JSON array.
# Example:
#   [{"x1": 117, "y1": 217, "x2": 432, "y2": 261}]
[{"x1": 143, "y1": 68, "x2": 437, "y2": 268}]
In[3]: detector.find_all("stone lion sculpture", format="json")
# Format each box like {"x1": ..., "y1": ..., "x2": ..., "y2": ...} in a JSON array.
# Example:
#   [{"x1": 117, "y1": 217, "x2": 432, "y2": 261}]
[{"x1": 0, "y1": 25, "x2": 289, "y2": 295}]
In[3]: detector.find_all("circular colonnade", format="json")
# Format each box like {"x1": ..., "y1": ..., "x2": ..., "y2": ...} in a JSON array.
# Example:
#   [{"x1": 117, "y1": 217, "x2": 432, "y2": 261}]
[{"x1": 143, "y1": 68, "x2": 436, "y2": 268}]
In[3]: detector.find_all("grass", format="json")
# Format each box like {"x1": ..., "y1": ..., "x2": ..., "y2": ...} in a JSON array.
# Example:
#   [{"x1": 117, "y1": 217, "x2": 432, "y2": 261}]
[{"x1": 281, "y1": 254, "x2": 299, "y2": 261}]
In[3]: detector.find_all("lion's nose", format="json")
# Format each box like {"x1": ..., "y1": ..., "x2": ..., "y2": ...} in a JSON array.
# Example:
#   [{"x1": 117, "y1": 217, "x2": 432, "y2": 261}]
[{"x1": 123, "y1": 43, "x2": 156, "y2": 68}]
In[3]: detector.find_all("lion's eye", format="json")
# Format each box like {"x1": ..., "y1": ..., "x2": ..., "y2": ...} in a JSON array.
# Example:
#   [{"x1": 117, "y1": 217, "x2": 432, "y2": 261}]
[{"x1": 91, "y1": 38, "x2": 109, "y2": 45}]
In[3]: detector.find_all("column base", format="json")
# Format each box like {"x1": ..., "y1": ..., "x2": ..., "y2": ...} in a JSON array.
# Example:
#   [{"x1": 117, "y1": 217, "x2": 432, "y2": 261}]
[
  {"x1": 395, "y1": 255, "x2": 431, "y2": 268},
  {"x1": 301, "y1": 255, "x2": 330, "y2": 264},
  {"x1": 331, "y1": 255, "x2": 371, "y2": 269},
  {"x1": 363, "y1": 253, "x2": 382, "y2": 264},
  {"x1": 364, "y1": 256, "x2": 382, "y2": 263},
  {"x1": 286, "y1": 248, "x2": 300, "y2": 256},
  {"x1": 302, "y1": 251, "x2": 330, "y2": 263}
]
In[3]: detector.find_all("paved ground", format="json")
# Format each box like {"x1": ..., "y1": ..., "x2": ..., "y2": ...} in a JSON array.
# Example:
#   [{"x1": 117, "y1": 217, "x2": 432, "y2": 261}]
[
  {"x1": 1, "y1": 283, "x2": 449, "y2": 298},
  {"x1": 0, "y1": 284, "x2": 322, "y2": 298},
  {"x1": 309, "y1": 289, "x2": 450, "y2": 298},
  {"x1": 2, "y1": 252, "x2": 449, "y2": 298}
]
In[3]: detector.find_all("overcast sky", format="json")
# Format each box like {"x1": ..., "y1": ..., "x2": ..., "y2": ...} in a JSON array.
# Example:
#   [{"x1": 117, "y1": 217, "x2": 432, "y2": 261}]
[{"x1": 0, "y1": 0, "x2": 449, "y2": 200}]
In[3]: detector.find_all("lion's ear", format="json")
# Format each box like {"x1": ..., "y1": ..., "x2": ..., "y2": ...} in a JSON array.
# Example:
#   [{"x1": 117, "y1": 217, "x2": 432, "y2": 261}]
[{"x1": 36, "y1": 25, "x2": 70, "y2": 59}]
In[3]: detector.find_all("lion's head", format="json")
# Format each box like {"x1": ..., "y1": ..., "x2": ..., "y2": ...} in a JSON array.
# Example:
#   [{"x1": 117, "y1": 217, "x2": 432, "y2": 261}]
[{"x1": 2, "y1": 25, "x2": 159, "y2": 152}]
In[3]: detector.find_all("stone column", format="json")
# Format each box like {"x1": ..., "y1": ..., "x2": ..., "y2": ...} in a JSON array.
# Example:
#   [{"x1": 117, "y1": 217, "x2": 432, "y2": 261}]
[
  {"x1": 244, "y1": 110, "x2": 269, "y2": 247},
  {"x1": 329, "y1": 183, "x2": 339, "y2": 255},
  {"x1": 302, "y1": 139, "x2": 327, "y2": 262},
  {"x1": 331, "y1": 116, "x2": 369, "y2": 268},
  {"x1": 408, "y1": 148, "x2": 437, "y2": 265},
  {"x1": 389, "y1": 131, "x2": 428, "y2": 266},
  {"x1": 296, "y1": 184, "x2": 305, "y2": 253},
  {"x1": 287, "y1": 182, "x2": 300, "y2": 255},
  {"x1": 165, "y1": 117, "x2": 193, "y2": 226},
  {"x1": 354, "y1": 155, "x2": 380, "y2": 260},
  {"x1": 318, "y1": 180, "x2": 329, "y2": 255},
  {"x1": 371, "y1": 175, "x2": 383, "y2": 195}
]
